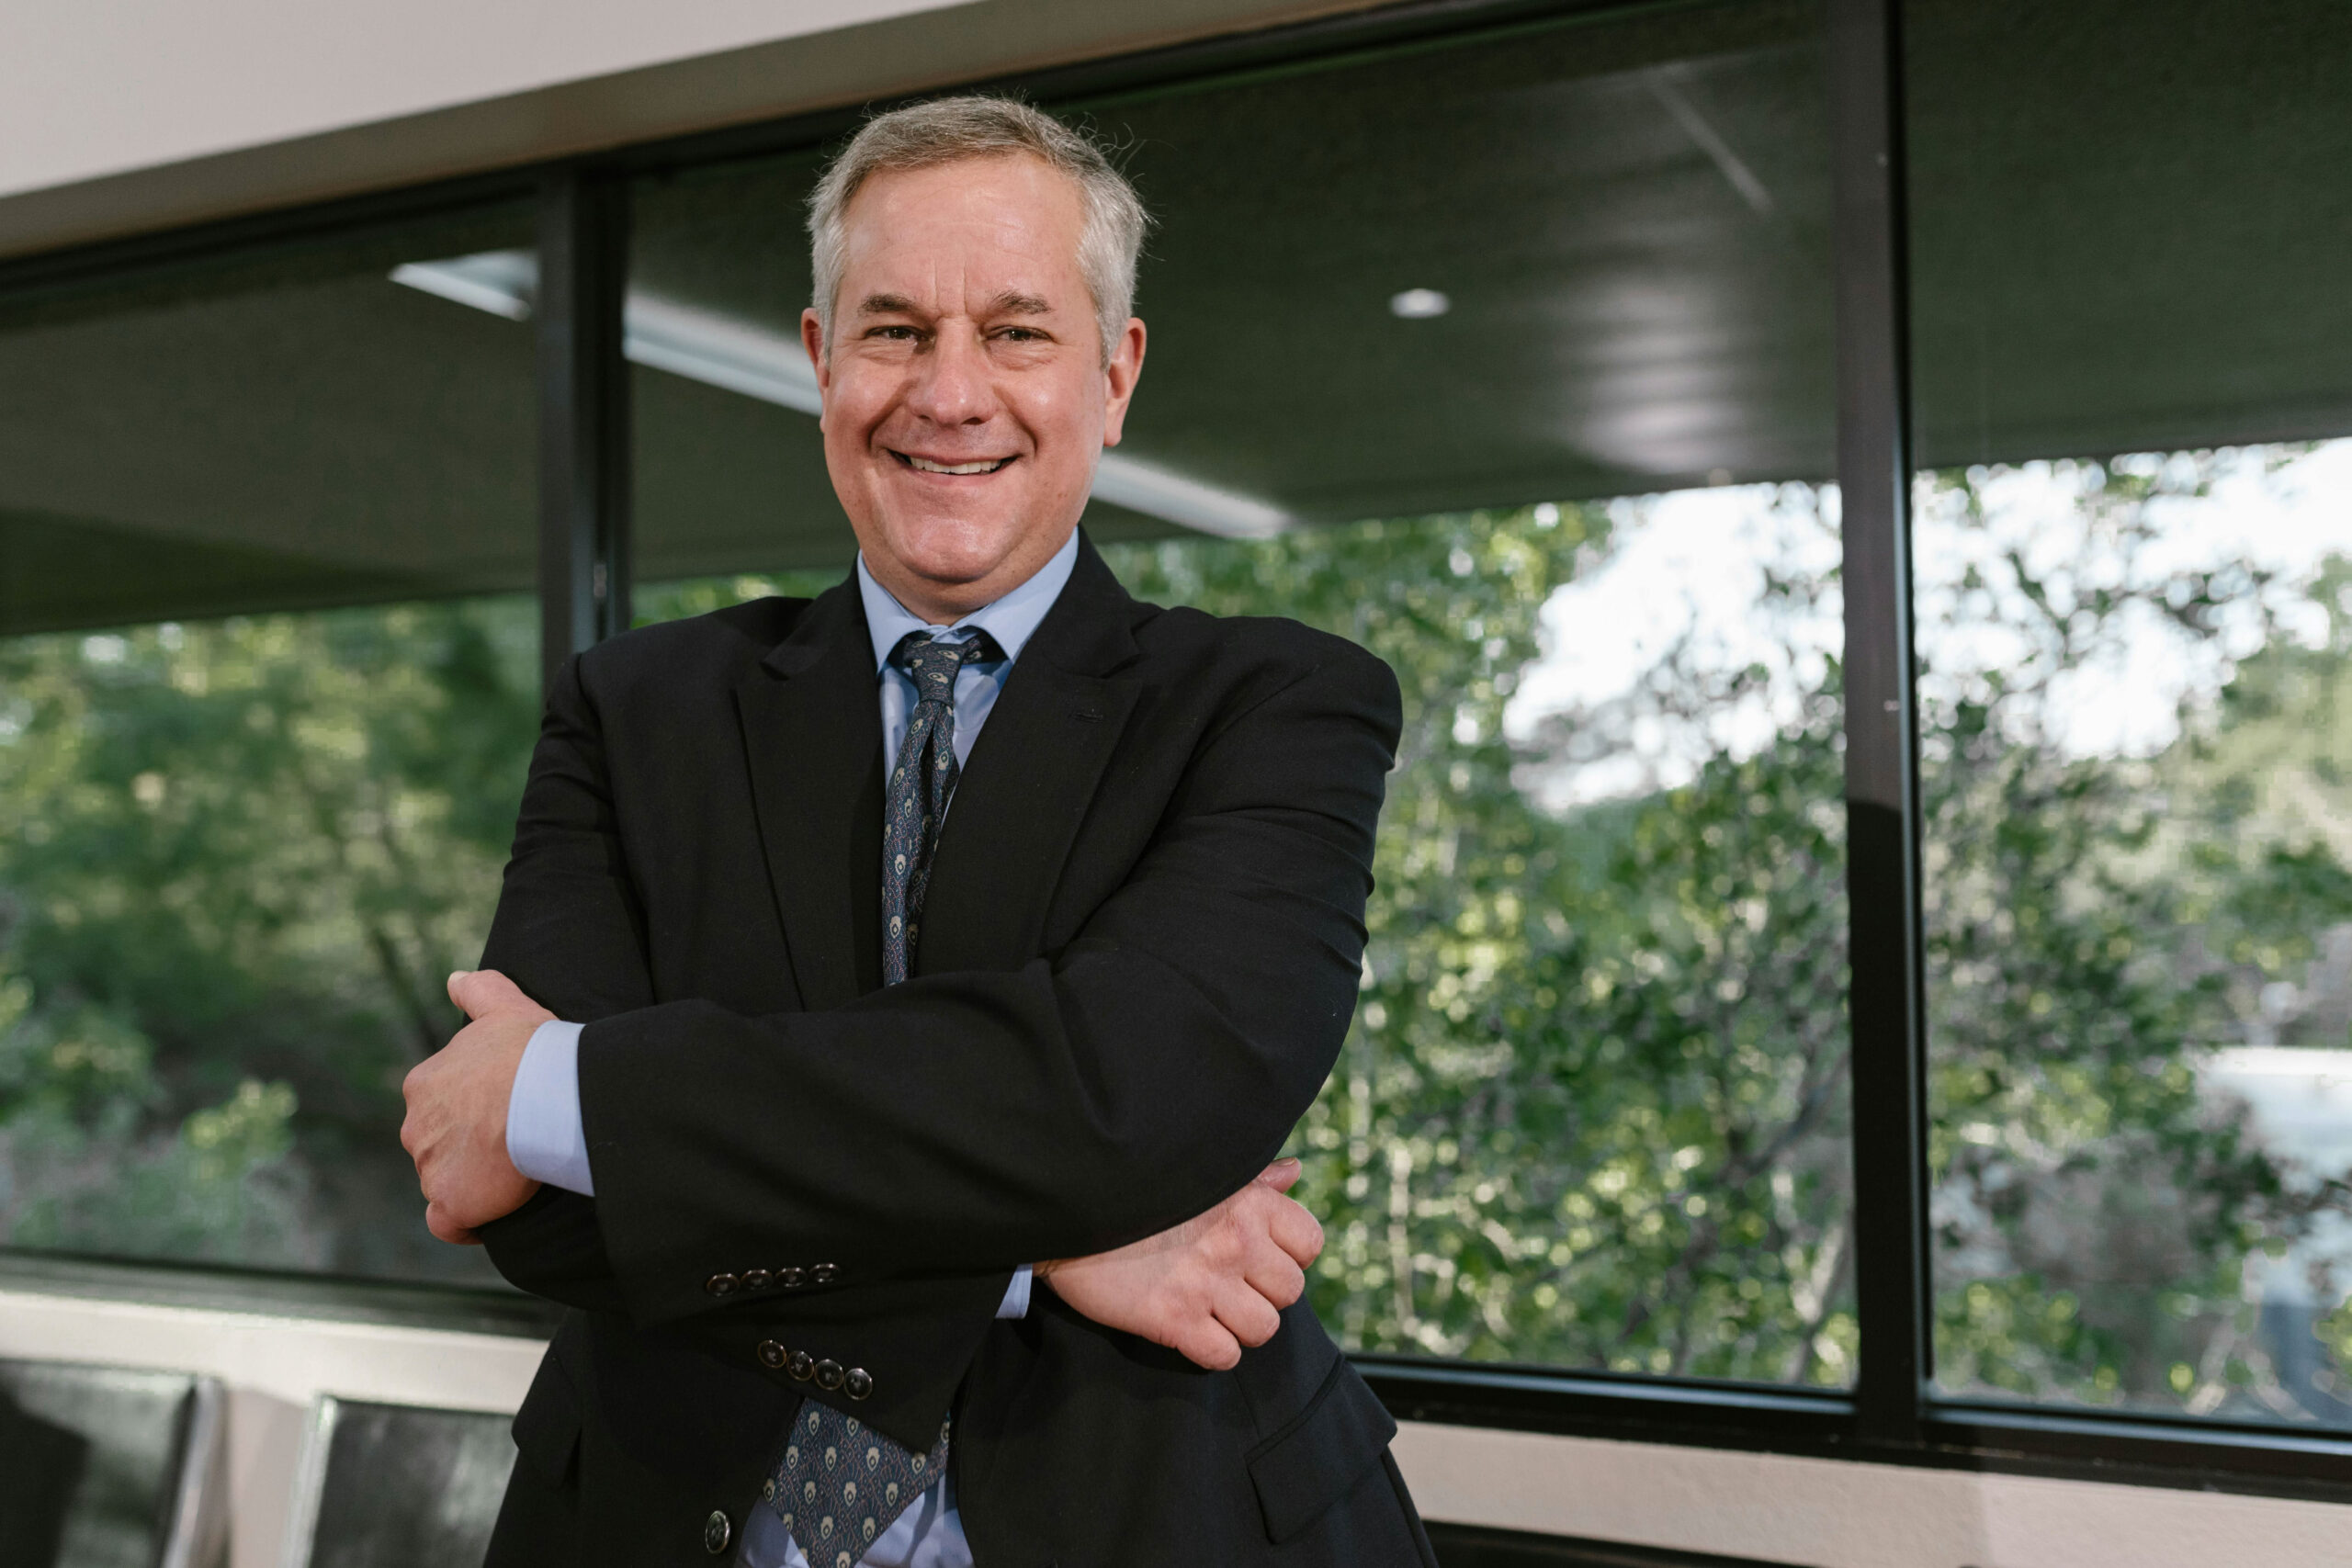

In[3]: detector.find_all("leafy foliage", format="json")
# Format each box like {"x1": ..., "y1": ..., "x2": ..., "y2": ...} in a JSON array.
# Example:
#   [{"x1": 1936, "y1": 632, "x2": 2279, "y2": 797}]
[
  {"x1": 1108, "y1": 502, "x2": 1858, "y2": 1382},
  {"x1": 0, "y1": 457, "x2": 2343, "y2": 1425},
  {"x1": 0, "y1": 600, "x2": 538, "y2": 1280}
]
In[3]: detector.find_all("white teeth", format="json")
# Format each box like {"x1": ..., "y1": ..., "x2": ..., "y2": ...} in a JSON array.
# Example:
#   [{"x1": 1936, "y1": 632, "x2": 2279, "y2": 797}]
[{"x1": 904, "y1": 455, "x2": 1007, "y2": 475}]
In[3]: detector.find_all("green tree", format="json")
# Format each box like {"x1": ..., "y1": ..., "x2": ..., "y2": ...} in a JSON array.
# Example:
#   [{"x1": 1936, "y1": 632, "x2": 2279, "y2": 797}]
[
  {"x1": 1, "y1": 456, "x2": 2340, "y2": 1423},
  {"x1": 0, "y1": 598, "x2": 537, "y2": 1280},
  {"x1": 1107, "y1": 499, "x2": 1857, "y2": 1382},
  {"x1": 1917, "y1": 452, "x2": 2348, "y2": 1419}
]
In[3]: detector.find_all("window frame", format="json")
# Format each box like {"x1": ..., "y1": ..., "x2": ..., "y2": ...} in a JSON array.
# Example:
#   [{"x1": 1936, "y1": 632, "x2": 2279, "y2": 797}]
[{"x1": 1, "y1": 0, "x2": 2346, "y2": 1506}]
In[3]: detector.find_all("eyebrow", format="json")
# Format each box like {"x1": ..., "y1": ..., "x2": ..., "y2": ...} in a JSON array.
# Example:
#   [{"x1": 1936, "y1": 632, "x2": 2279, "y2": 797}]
[{"x1": 853, "y1": 290, "x2": 1055, "y2": 318}]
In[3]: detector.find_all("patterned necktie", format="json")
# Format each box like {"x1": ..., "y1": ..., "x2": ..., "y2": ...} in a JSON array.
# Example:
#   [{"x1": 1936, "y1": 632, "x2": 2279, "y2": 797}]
[
  {"x1": 761, "y1": 626, "x2": 1002, "y2": 1563},
  {"x1": 879, "y1": 628, "x2": 1004, "y2": 987},
  {"x1": 763, "y1": 1405, "x2": 952, "y2": 1568}
]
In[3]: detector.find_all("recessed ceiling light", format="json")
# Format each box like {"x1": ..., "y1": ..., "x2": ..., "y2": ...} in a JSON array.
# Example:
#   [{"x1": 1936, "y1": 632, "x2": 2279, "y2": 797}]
[{"x1": 1389, "y1": 288, "x2": 1451, "y2": 320}]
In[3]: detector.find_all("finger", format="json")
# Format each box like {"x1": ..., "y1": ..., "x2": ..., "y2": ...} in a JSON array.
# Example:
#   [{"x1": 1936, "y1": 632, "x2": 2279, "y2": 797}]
[
  {"x1": 424, "y1": 1202, "x2": 482, "y2": 1246},
  {"x1": 1269, "y1": 1194, "x2": 1326, "y2": 1267},
  {"x1": 1168, "y1": 1315, "x2": 1243, "y2": 1372},
  {"x1": 1241, "y1": 1235, "x2": 1308, "y2": 1311},
  {"x1": 448, "y1": 968, "x2": 532, "y2": 1021},
  {"x1": 1255, "y1": 1156, "x2": 1302, "y2": 1194},
  {"x1": 1211, "y1": 1280, "x2": 1283, "y2": 1349}
]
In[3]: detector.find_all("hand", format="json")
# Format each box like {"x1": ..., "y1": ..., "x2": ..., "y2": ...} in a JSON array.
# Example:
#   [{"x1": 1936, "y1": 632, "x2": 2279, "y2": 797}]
[
  {"x1": 1036, "y1": 1158, "x2": 1325, "y2": 1371},
  {"x1": 400, "y1": 968, "x2": 553, "y2": 1245}
]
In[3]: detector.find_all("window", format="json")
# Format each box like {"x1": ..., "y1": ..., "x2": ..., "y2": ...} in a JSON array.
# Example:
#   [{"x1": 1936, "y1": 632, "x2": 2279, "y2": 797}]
[
  {"x1": 0, "y1": 209, "x2": 539, "y2": 1284},
  {"x1": 1907, "y1": 0, "x2": 2352, "y2": 1426},
  {"x1": 623, "y1": 0, "x2": 1849, "y2": 1381},
  {"x1": 1, "y1": 0, "x2": 2346, "y2": 1497}
]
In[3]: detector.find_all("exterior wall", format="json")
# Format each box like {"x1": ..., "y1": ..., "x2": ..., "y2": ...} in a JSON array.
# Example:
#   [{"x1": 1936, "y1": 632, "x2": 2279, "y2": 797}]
[
  {"x1": 0, "y1": 0, "x2": 1372, "y2": 259},
  {"x1": 2, "y1": 1286, "x2": 2346, "y2": 1568}
]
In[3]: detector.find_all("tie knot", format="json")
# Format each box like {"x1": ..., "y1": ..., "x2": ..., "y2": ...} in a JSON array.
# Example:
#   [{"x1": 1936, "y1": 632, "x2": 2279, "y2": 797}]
[{"x1": 890, "y1": 628, "x2": 1005, "y2": 699}]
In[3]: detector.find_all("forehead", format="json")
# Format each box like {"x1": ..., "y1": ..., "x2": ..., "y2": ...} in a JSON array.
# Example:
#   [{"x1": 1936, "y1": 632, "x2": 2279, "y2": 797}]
[{"x1": 836, "y1": 152, "x2": 1088, "y2": 296}]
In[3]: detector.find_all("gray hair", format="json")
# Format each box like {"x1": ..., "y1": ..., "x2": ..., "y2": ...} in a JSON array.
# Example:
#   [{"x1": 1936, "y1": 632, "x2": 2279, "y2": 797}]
[{"x1": 807, "y1": 96, "x2": 1148, "y2": 365}]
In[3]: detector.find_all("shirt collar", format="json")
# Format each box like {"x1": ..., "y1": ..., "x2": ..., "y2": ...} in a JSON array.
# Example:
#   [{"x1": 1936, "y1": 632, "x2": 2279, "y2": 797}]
[{"x1": 855, "y1": 528, "x2": 1080, "y2": 675}]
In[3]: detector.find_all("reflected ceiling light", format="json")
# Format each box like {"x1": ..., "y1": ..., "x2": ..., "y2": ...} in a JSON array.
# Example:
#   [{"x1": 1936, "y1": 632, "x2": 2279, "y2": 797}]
[
  {"x1": 1644, "y1": 67, "x2": 1774, "y2": 218},
  {"x1": 1388, "y1": 288, "x2": 1451, "y2": 320},
  {"x1": 389, "y1": 252, "x2": 535, "y2": 321},
  {"x1": 391, "y1": 252, "x2": 1291, "y2": 540}
]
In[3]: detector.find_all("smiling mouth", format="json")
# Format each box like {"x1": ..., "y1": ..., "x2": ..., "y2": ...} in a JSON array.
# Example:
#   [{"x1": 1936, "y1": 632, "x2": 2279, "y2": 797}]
[{"x1": 892, "y1": 451, "x2": 1013, "y2": 476}]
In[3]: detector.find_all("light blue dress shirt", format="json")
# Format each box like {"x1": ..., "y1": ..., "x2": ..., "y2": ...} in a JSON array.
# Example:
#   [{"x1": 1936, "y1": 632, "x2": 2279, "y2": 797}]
[{"x1": 504, "y1": 529, "x2": 1080, "y2": 1568}]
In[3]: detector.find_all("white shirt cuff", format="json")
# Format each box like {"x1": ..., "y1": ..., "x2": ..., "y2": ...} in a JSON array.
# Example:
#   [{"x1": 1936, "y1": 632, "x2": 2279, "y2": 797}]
[
  {"x1": 506, "y1": 1020, "x2": 594, "y2": 1196},
  {"x1": 998, "y1": 1265, "x2": 1033, "y2": 1319}
]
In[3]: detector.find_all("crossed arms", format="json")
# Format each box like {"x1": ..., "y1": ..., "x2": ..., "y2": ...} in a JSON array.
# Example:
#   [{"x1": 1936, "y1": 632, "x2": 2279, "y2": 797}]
[{"x1": 401, "y1": 632, "x2": 1401, "y2": 1373}]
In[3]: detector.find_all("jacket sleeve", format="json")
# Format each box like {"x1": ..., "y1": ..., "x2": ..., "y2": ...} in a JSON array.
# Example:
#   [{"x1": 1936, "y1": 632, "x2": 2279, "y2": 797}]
[
  {"x1": 575, "y1": 643, "x2": 1401, "y2": 1329},
  {"x1": 472, "y1": 653, "x2": 650, "y2": 1310}
]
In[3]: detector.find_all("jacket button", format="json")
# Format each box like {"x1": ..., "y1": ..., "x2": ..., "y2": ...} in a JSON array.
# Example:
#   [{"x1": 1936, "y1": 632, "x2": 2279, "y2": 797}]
[
  {"x1": 778, "y1": 1267, "x2": 806, "y2": 1290},
  {"x1": 757, "y1": 1339, "x2": 787, "y2": 1370},
  {"x1": 741, "y1": 1269, "x2": 773, "y2": 1291},
  {"x1": 843, "y1": 1368, "x2": 874, "y2": 1401},
  {"x1": 704, "y1": 1272, "x2": 738, "y2": 1297},
  {"x1": 702, "y1": 1509, "x2": 731, "y2": 1554},
  {"x1": 811, "y1": 1263, "x2": 838, "y2": 1285},
  {"x1": 813, "y1": 1359, "x2": 844, "y2": 1391},
  {"x1": 787, "y1": 1350, "x2": 816, "y2": 1382}
]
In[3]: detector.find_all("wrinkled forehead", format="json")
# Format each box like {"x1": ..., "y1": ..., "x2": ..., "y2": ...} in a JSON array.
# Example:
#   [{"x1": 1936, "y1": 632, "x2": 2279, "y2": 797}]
[{"x1": 834, "y1": 152, "x2": 1091, "y2": 310}]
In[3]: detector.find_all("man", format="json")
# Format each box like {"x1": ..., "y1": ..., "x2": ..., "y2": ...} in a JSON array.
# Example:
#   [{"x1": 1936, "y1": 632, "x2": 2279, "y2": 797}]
[{"x1": 401, "y1": 96, "x2": 1431, "y2": 1566}]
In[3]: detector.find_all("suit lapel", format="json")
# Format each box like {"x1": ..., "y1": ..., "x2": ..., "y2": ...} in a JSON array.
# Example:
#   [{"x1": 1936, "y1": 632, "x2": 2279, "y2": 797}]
[
  {"x1": 734, "y1": 578, "x2": 881, "y2": 1012},
  {"x1": 919, "y1": 536, "x2": 1147, "y2": 976}
]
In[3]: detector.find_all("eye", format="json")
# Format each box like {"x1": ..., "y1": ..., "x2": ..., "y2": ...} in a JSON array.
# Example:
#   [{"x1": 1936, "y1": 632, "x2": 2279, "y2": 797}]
[
  {"x1": 866, "y1": 324, "x2": 920, "y2": 341},
  {"x1": 996, "y1": 327, "x2": 1045, "y2": 343}
]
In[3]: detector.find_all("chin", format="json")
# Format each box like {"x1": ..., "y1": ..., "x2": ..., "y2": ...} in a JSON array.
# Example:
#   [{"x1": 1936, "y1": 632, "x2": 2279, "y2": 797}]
[{"x1": 883, "y1": 512, "x2": 1026, "y2": 587}]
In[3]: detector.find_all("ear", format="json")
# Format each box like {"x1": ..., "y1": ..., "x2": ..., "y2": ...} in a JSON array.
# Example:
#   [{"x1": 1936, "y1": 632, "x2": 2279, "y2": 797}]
[
  {"x1": 1099, "y1": 317, "x2": 1148, "y2": 448},
  {"x1": 801, "y1": 308, "x2": 831, "y2": 427}
]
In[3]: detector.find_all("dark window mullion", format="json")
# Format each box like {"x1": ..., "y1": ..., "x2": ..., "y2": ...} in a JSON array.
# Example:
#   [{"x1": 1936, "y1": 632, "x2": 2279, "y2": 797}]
[
  {"x1": 1828, "y1": 0, "x2": 1930, "y2": 1450},
  {"x1": 537, "y1": 165, "x2": 633, "y2": 690}
]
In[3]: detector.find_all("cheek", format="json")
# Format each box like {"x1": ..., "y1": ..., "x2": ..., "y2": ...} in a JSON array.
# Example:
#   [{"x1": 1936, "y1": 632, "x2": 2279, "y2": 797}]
[
  {"x1": 822, "y1": 365, "x2": 899, "y2": 438},
  {"x1": 1012, "y1": 373, "x2": 1104, "y2": 451}
]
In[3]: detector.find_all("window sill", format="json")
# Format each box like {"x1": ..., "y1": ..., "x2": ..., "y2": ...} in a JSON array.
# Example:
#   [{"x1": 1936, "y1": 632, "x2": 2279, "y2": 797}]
[{"x1": 0, "y1": 1248, "x2": 562, "y2": 1340}]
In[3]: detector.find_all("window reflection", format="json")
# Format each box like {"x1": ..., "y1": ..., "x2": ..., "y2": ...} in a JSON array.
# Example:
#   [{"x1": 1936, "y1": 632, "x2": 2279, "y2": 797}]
[
  {"x1": 627, "y1": 0, "x2": 1847, "y2": 1378},
  {"x1": 1919, "y1": 445, "x2": 2352, "y2": 1424},
  {"x1": 0, "y1": 210, "x2": 537, "y2": 1285},
  {"x1": 1109, "y1": 488, "x2": 1852, "y2": 1380},
  {"x1": 0, "y1": 600, "x2": 537, "y2": 1282},
  {"x1": 1907, "y1": 0, "x2": 2352, "y2": 1425}
]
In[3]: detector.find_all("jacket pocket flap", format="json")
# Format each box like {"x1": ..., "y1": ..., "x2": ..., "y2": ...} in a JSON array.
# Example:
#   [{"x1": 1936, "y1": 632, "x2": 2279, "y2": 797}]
[
  {"x1": 511, "y1": 1348, "x2": 583, "y2": 1487},
  {"x1": 1244, "y1": 1358, "x2": 1397, "y2": 1543}
]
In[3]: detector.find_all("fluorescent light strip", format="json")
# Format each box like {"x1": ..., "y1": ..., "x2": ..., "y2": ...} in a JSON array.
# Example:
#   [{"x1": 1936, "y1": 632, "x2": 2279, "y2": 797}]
[{"x1": 393, "y1": 252, "x2": 1290, "y2": 540}]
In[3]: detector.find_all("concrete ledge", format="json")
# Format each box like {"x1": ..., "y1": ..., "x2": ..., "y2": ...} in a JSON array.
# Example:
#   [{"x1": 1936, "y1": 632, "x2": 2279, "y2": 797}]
[
  {"x1": 4, "y1": 1281, "x2": 2346, "y2": 1568},
  {"x1": 1395, "y1": 1420, "x2": 2352, "y2": 1568}
]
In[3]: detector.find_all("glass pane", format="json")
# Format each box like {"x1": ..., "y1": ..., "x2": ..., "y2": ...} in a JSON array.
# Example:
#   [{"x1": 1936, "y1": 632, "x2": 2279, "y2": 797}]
[
  {"x1": 1106, "y1": 482, "x2": 1849, "y2": 1381},
  {"x1": 626, "y1": 1, "x2": 1849, "y2": 1381},
  {"x1": 0, "y1": 210, "x2": 540, "y2": 1284},
  {"x1": 1910, "y1": 0, "x2": 2352, "y2": 1424}
]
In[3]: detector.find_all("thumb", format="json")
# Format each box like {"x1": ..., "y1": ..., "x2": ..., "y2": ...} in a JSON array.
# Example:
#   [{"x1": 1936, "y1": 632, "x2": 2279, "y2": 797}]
[
  {"x1": 447, "y1": 968, "x2": 532, "y2": 1021},
  {"x1": 1256, "y1": 1157, "x2": 1303, "y2": 1194}
]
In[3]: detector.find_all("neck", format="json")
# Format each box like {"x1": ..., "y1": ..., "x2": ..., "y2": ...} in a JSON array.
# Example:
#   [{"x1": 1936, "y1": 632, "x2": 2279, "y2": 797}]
[{"x1": 862, "y1": 530, "x2": 1075, "y2": 626}]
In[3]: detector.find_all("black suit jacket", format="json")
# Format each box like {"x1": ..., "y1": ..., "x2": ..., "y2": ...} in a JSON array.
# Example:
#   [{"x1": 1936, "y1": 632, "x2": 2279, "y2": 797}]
[{"x1": 475, "y1": 535, "x2": 1432, "y2": 1567}]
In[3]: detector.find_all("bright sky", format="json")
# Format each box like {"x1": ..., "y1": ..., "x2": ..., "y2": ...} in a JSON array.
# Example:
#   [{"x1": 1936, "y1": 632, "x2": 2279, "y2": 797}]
[{"x1": 1504, "y1": 439, "x2": 2352, "y2": 808}]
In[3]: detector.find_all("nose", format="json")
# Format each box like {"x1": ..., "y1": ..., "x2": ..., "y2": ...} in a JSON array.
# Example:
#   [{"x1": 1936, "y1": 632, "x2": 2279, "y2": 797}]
[{"x1": 901, "y1": 323, "x2": 996, "y2": 428}]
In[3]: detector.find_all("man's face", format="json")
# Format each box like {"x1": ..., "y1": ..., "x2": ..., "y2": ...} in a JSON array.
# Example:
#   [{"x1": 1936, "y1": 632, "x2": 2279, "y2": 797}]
[{"x1": 804, "y1": 153, "x2": 1146, "y2": 622}]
